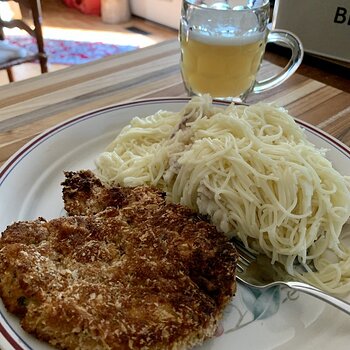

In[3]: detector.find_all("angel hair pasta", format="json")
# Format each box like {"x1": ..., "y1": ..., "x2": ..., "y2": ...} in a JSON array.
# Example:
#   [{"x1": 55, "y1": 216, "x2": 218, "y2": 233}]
[{"x1": 96, "y1": 95, "x2": 350, "y2": 295}]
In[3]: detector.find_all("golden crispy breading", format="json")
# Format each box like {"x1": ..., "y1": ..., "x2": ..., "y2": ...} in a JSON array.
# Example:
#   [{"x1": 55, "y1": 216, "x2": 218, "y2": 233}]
[
  {"x1": 0, "y1": 171, "x2": 237, "y2": 350},
  {"x1": 62, "y1": 170, "x2": 165, "y2": 216}
]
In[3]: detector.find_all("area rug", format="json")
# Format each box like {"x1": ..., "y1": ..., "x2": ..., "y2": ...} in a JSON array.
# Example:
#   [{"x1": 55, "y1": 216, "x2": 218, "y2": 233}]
[{"x1": 5, "y1": 35, "x2": 139, "y2": 65}]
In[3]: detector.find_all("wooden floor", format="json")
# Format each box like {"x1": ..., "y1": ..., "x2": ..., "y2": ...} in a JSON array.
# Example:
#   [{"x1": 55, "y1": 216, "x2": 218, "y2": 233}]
[{"x1": 0, "y1": 0, "x2": 177, "y2": 85}]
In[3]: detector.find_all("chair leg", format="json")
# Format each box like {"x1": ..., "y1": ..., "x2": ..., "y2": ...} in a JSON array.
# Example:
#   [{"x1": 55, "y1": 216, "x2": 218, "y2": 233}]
[
  {"x1": 39, "y1": 54, "x2": 48, "y2": 74},
  {"x1": 6, "y1": 68, "x2": 14, "y2": 82}
]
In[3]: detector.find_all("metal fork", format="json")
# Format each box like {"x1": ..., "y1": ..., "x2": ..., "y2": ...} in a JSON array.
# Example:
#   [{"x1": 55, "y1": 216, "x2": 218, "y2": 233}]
[{"x1": 233, "y1": 239, "x2": 350, "y2": 315}]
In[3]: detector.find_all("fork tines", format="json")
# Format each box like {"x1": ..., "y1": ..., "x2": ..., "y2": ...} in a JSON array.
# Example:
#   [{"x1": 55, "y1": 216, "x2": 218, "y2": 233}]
[{"x1": 231, "y1": 238, "x2": 257, "y2": 273}]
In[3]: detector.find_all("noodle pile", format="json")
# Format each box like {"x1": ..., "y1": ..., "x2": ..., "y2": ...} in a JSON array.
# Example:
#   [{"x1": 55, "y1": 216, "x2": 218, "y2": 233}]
[{"x1": 96, "y1": 95, "x2": 350, "y2": 295}]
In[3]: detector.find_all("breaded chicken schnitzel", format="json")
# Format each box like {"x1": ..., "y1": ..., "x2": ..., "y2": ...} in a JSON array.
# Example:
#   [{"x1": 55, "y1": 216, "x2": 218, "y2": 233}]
[{"x1": 0, "y1": 170, "x2": 237, "y2": 350}]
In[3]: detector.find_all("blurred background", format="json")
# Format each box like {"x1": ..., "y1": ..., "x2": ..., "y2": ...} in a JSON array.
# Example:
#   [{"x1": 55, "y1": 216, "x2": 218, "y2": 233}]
[{"x1": 0, "y1": 0, "x2": 179, "y2": 84}]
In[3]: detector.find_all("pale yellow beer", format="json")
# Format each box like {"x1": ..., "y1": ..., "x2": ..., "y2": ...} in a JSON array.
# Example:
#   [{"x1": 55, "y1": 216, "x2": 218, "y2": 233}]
[
  {"x1": 180, "y1": 1, "x2": 303, "y2": 101},
  {"x1": 181, "y1": 32, "x2": 266, "y2": 98}
]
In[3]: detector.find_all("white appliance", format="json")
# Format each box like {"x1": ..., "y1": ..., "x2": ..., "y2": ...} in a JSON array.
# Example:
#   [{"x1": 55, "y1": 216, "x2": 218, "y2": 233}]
[
  {"x1": 129, "y1": 0, "x2": 182, "y2": 29},
  {"x1": 273, "y1": 0, "x2": 350, "y2": 63}
]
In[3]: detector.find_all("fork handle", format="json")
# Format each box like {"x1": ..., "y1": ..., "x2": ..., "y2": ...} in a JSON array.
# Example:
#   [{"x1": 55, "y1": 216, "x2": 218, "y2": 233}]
[{"x1": 287, "y1": 281, "x2": 350, "y2": 315}]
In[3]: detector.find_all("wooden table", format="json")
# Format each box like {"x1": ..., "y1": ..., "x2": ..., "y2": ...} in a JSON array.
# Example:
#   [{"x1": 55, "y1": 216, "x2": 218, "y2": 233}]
[{"x1": 0, "y1": 39, "x2": 349, "y2": 168}]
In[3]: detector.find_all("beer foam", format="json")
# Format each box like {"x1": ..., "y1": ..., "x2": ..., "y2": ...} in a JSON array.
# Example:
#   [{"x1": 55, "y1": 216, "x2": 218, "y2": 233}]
[
  {"x1": 189, "y1": 29, "x2": 264, "y2": 46},
  {"x1": 187, "y1": 6, "x2": 265, "y2": 46}
]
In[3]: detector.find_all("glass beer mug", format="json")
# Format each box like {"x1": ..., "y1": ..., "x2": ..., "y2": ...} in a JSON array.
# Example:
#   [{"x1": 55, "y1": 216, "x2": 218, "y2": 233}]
[{"x1": 179, "y1": 0, "x2": 304, "y2": 101}]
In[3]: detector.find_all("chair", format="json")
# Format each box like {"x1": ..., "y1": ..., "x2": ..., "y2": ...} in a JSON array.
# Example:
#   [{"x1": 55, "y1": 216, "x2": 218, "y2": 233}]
[{"x1": 0, "y1": 0, "x2": 48, "y2": 82}]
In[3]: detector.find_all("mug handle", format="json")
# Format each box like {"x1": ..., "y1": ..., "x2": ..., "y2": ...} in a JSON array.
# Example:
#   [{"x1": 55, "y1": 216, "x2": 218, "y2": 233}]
[{"x1": 252, "y1": 29, "x2": 304, "y2": 94}]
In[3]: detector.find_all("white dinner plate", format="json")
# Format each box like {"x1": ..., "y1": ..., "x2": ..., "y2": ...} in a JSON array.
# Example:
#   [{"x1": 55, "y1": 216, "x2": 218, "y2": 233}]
[{"x1": 1, "y1": 98, "x2": 350, "y2": 350}]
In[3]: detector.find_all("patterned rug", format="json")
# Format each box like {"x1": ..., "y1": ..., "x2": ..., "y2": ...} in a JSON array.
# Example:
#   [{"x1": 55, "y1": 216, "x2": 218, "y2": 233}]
[{"x1": 5, "y1": 35, "x2": 139, "y2": 65}]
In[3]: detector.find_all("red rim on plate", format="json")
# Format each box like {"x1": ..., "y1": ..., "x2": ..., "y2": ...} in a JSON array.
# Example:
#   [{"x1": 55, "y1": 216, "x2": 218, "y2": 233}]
[{"x1": 1, "y1": 98, "x2": 349, "y2": 350}]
